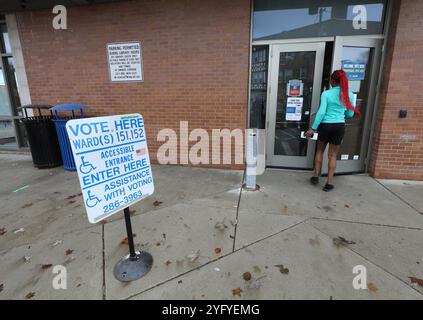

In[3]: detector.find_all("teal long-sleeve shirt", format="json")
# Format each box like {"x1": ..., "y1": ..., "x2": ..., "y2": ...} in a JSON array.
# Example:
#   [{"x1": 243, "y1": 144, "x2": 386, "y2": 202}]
[{"x1": 311, "y1": 87, "x2": 355, "y2": 130}]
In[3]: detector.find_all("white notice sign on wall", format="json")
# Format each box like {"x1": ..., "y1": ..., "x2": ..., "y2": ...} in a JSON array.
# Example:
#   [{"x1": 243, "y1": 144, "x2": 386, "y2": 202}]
[{"x1": 107, "y1": 42, "x2": 143, "y2": 82}]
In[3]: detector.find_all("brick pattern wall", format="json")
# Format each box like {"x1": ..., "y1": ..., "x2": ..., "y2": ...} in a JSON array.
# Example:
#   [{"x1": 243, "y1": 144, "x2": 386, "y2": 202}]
[
  {"x1": 369, "y1": 0, "x2": 423, "y2": 180},
  {"x1": 16, "y1": 0, "x2": 250, "y2": 169}
]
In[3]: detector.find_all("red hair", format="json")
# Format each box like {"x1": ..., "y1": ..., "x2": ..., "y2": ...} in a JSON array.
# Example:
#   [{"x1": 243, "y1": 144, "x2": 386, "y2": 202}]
[{"x1": 331, "y1": 70, "x2": 362, "y2": 119}]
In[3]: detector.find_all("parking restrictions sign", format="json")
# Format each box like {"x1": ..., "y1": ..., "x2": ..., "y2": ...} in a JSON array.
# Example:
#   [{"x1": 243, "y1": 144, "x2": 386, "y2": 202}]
[{"x1": 66, "y1": 114, "x2": 154, "y2": 223}]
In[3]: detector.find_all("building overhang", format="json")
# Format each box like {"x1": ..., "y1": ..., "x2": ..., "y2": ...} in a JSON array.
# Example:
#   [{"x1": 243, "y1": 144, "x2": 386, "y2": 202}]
[{"x1": 0, "y1": 0, "x2": 125, "y2": 13}]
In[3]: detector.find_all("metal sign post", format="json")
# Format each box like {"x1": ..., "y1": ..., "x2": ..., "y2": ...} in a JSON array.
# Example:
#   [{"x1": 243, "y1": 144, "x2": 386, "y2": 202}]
[
  {"x1": 66, "y1": 113, "x2": 155, "y2": 282},
  {"x1": 113, "y1": 207, "x2": 153, "y2": 282}
]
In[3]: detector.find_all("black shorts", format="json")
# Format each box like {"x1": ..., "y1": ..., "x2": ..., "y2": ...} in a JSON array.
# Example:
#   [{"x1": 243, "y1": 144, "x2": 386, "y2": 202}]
[{"x1": 317, "y1": 123, "x2": 345, "y2": 145}]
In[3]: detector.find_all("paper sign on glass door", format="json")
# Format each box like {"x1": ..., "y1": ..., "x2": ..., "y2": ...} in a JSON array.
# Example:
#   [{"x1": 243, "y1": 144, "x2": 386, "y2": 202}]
[{"x1": 285, "y1": 97, "x2": 303, "y2": 121}]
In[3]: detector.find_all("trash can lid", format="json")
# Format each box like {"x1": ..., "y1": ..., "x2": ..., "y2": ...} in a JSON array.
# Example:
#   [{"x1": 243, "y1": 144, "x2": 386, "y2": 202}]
[{"x1": 50, "y1": 104, "x2": 87, "y2": 112}]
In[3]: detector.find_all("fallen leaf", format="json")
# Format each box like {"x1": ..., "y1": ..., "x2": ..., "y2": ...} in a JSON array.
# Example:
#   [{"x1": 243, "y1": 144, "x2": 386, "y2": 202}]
[
  {"x1": 0, "y1": 283, "x2": 3, "y2": 292},
  {"x1": 21, "y1": 203, "x2": 33, "y2": 209},
  {"x1": 156, "y1": 242, "x2": 161, "y2": 246},
  {"x1": 229, "y1": 235, "x2": 234, "y2": 239},
  {"x1": 178, "y1": 280, "x2": 182, "y2": 284},
  {"x1": 367, "y1": 282, "x2": 378, "y2": 293},
  {"x1": 165, "y1": 260, "x2": 172, "y2": 266},
  {"x1": 121, "y1": 234, "x2": 136, "y2": 245},
  {"x1": 65, "y1": 249, "x2": 74, "y2": 256},
  {"x1": 409, "y1": 277, "x2": 423, "y2": 288},
  {"x1": 153, "y1": 200, "x2": 163, "y2": 207},
  {"x1": 41, "y1": 264, "x2": 53, "y2": 270},
  {"x1": 214, "y1": 247, "x2": 222, "y2": 255},
  {"x1": 232, "y1": 287, "x2": 242, "y2": 297},
  {"x1": 0, "y1": 228, "x2": 6, "y2": 236},
  {"x1": 77, "y1": 284, "x2": 81, "y2": 288},
  {"x1": 25, "y1": 292, "x2": 35, "y2": 299},
  {"x1": 344, "y1": 204, "x2": 350, "y2": 208},
  {"x1": 333, "y1": 237, "x2": 356, "y2": 247},
  {"x1": 243, "y1": 272, "x2": 252, "y2": 281},
  {"x1": 274, "y1": 264, "x2": 289, "y2": 274}
]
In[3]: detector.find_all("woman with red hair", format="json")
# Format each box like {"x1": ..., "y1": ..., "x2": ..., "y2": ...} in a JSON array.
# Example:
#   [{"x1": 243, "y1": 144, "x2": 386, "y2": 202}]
[{"x1": 305, "y1": 70, "x2": 361, "y2": 192}]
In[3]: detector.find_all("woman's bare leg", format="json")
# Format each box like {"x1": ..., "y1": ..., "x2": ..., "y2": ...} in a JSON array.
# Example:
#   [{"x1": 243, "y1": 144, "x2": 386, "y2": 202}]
[
  {"x1": 314, "y1": 141, "x2": 327, "y2": 177},
  {"x1": 327, "y1": 144, "x2": 341, "y2": 185}
]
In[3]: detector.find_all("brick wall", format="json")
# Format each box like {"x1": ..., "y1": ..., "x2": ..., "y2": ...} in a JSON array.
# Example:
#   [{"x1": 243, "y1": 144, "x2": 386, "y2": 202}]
[
  {"x1": 16, "y1": 0, "x2": 251, "y2": 169},
  {"x1": 369, "y1": 0, "x2": 423, "y2": 180}
]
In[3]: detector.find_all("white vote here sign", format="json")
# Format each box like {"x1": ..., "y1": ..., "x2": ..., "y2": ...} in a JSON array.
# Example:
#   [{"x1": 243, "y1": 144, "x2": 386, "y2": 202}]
[{"x1": 66, "y1": 114, "x2": 154, "y2": 223}]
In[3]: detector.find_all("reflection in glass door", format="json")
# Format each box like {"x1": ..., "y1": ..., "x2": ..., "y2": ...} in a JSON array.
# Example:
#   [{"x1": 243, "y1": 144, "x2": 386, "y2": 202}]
[
  {"x1": 323, "y1": 37, "x2": 382, "y2": 173},
  {"x1": 267, "y1": 43, "x2": 325, "y2": 168}
]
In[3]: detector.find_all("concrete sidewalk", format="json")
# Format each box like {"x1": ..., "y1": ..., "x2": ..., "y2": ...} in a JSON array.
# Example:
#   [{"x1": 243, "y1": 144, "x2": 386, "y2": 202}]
[{"x1": 0, "y1": 153, "x2": 422, "y2": 300}]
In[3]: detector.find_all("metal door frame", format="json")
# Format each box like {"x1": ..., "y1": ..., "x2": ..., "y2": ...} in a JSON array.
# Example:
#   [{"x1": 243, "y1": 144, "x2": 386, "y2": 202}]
[
  {"x1": 266, "y1": 42, "x2": 326, "y2": 168},
  {"x1": 321, "y1": 36, "x2": 383, "y2": 174}
]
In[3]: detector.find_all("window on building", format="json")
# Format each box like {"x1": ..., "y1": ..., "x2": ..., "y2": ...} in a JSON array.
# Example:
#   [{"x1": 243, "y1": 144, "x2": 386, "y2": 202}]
[
  {"x1": 0, "y1": 18, "x2": 24, "y2": 148},
  {"x1": 253, "y1": 0, "x2": 387, "y2": 41}
]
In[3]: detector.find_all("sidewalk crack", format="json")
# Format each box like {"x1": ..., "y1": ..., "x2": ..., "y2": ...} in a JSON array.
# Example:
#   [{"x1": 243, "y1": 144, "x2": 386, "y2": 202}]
[
  {"x1": 307, "y1": 221, "x2": 423, "y2": 296},
  {"x1": 373, "y1": 178, "x2": 423, "y2": 215}
]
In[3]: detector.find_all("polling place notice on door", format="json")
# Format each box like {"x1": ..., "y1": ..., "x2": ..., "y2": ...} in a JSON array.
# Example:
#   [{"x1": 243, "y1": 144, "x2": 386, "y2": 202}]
[
  {"x1": 107, "y1": 42, "x2": 143, "y2": 82},
  {"x1": 286, "y1": 97, "x2": 303, "y2": 121},
  {"x1": 66, "y1": 114, "x2": 154, "y2": 223}
]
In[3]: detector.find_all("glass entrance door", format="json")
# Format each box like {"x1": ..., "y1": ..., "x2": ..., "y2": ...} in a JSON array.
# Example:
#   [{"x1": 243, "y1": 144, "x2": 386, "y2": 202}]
[
  {"x1": 322, "y1": 37, "x2": 382, "y2": 174},
  {"x1": 267, "y1": 42, "x2": 325, "y2": 168}
]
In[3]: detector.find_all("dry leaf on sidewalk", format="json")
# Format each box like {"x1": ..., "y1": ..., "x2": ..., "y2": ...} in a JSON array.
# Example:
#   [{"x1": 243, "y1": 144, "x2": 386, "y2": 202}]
[
  {"x1": 274, "y1": 264, "x2": 289, "y2": 274},
  {"x1": 65, "y1": 249, "x2": 74, "y2": 256},
  {"x1": 41, "y1": 264, "x2": 53, "y2": 270},
  {"x1": 0, "y1": 228, "x2": 6, "y2": 236},
  {"x1": 165, "y1": 260, "x2": 172, "y2": 266},
  {"x1": 21, "y1": 203, "x2": 33, "y2": 209},
  {"x1": 333, "y1": 236, "x2": 356, "y2": 247},
  {"x1": 232, "y1": 287, "x2": 242, "y2": 297},
  {"x1": 25, "y1": 292, "x2": 35, "y2": 299},
  {"x1": 121, "y1": 234, "x2": 136, "y2": 245},
  {"x1": 153, "y1": 200, "x2": 163, "y2": 207},
  {"x1": 214, "y1": 248, "x2": 222, "y2": 255},
  {"x1": 367, "y1": 282, "x2": 378, "y2": 293},
  {"x1": 243, "y1": 272, "x2": 252, "y2": 281},
  {"x1": 409, "y1": 276, "x2": 423, "y2": 288}
]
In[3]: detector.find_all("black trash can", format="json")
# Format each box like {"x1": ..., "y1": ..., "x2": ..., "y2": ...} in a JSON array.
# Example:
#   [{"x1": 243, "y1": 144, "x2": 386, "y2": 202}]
[{"x1": 20, "y1": 105, "x2": 63, "y2": 169}]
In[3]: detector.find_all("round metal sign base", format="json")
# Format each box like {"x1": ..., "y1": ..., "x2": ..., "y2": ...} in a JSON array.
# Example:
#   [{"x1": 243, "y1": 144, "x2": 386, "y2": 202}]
[{"x1": 113, "y1": 251, "x2": 153, "y2": 282}]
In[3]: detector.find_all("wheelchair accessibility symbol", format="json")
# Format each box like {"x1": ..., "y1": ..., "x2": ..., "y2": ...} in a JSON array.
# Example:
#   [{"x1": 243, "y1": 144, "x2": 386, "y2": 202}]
[
  {"x1": 79, "y1": 156, "x2": 97, "y2": 174},
  {"x1": 86, "y1": 190, "x2": 102, "y2": 208}
]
